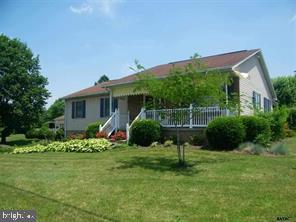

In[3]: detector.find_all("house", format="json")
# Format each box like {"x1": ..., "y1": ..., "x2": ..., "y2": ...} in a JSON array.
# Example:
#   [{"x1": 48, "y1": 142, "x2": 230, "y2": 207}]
[
  {"x1": 62, "y1": 49, "x2": 276, "y2": 138},
  {"x1": 48, "y1": 115, "x2": 64, "y2": 132}
]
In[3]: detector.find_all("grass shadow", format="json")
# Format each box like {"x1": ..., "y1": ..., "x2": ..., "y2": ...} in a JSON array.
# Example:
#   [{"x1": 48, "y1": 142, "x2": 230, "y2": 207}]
[
  {"x1": 0, "y1": 182, "x2": 119, "y2": 222},
  {"x1": 112, "y1": 156, "x2": 204, "y2": 176}
]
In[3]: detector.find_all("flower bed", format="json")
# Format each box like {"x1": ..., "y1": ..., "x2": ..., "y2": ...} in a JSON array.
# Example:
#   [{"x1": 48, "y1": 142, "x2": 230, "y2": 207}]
[{"x1": 12, "y1": 139, "x2": 112, "y2": 154}]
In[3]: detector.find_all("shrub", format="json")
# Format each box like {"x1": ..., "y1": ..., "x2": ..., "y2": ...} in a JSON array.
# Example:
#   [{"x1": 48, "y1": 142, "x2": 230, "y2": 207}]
[
  {"x1": 150, "y1": 142, "x2": 159, "y2": 148},
  {"x1": 238, "y1": 142, "x2": 265, "y2": 155},
  {"x1": 254, "y1": 133, "x2": 270, "y2": 147},
  {"x1": 240, "y1": 116, "x2": 271, "y2": 145},
  {"x1": 69, "y1": 133, "x2": 86, "y2": 140},
  {"x1": 270, "y1": 143, "x2": 288, "y2": 155},
  {"x1": 55, "y1": 128, "x2": 64, "y2": 140},
  {"x1": 189, "y1": 131, "x2": 207, "y2": 146},
  {"x1": 164, "y1": 140, "x2": 173, "y2": 147},
  {"x1": 12, "y1": 139, "x2": 112, "y2": 154},
  {"x1": 130, "y1": 119, "x2": 161, "y2": 146},
  {"x1": 206, "y1": 116, "x2": 245, "y2": 150},
  {"x1": 258, "y1": 107, "x2": 288, "y2": 141},
  {"x1": 95, "y1": 131, "x2": 108, "y2": 139},
  {"x1": 110, "y1": 131, "x2": 127, "y2": 141},
  {"x1": 287, "y1": 107, "x2": 296, "y2": 130},
  {"x1": 86, "y1": 121, "x2": 104, "y2": 138},
  {"x1": 25, "y1": 127, "x2": 54, "y2": 140}
]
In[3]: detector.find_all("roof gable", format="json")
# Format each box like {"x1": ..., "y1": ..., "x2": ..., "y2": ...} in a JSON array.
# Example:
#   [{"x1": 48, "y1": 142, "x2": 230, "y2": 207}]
[{"x1": 103, "y1": 49, "x2": 260, "y2": 87}]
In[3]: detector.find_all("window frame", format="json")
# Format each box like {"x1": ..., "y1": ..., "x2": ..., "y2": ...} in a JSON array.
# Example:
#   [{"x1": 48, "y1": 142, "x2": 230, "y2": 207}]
[
  {"x1": 264, "y1": 97, "x2": 272, "y2": 112},
  {"x1": 100, "y1": 97, "x2": 118, "y2": 118},
  {"x1": 252, "y1": 91, "x2": 261, "y2": 110},
  {"x1": 72, "y1": 100, "x2": 86, "y2": 119}
]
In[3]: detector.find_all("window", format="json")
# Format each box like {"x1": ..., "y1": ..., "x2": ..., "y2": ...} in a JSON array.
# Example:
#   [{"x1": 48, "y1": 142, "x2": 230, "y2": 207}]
[
  {"x1": 100, "y1": 98, "x2": 118, "y2": 118},
  {"x1": 252, "y1": 91, "x2": 261, "y2": 109},
  {"x1": 264, "y1": 97, "x2": 272, "y2": 112},
  {"x1": 72, "y1": 100, "x2": 86, "y2": 118}
]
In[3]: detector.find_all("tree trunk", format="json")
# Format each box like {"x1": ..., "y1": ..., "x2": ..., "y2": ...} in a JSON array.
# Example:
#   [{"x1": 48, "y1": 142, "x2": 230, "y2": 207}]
[
  {"x1": 176, "y1": 126, "x2": 181, "y2": 164},
  {"x1": 1, "y1": 127, "x2": 11, "y2": 144},
  {"x1": 1, "y1": 134, "x2": 6, "y2": 144}
]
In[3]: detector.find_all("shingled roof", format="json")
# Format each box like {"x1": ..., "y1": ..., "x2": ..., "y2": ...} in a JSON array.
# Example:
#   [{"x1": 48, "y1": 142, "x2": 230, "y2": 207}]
[
  {"x1": 63, "y1": 84, "x2": 108, "y2": 99},
  {"x1": 103, "y1": 49, "x2": 260, "y2": 87},
  {"x1": 63, "y1": 49, "x2": 260, "y2": 99}
]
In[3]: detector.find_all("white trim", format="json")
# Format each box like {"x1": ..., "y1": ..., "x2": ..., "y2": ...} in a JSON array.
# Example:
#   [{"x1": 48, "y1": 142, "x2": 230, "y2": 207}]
[{"x1": 232, "y1": 49, "x2": 261, "y2": 70}]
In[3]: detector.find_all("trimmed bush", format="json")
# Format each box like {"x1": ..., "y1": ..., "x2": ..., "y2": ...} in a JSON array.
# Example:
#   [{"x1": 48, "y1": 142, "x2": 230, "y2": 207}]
[
  {"x1": 287, "y1": 107, "x2": 296, "y2": 130},
  {"x1": 240, "y1": 116, "x2": 271, "y2": 146},
  {"x1": 130, "y1": 119, "x2": 161, "y2": 146},
  {"x1": 258, "y1": 107, "x2": 288, "y2": 141},
  {"x1": 206, "y1": 116, "x2": 245, "y2": 150},
  {"x1": 86, "y1": 121, "x2": 104, "y2": 138}
]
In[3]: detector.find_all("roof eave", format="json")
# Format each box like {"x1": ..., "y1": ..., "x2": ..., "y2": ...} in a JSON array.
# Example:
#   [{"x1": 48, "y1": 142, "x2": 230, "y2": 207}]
[{"x1": 62, "y1": 91, "x2": 109, "y2": 100}]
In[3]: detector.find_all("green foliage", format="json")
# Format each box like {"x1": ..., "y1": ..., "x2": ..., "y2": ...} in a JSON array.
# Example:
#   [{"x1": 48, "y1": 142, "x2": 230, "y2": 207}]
[
  {"x1": 238, "y1": 142, "x2": 265, "y2": 155},
  {"x1": 12, "y1": 139, "x2": 112, "y2": 154},
  {"x1": 0, "y1": 34, "x2": 50, "y2": 143},
  {"x1": 270, "y1": 143, "x2": 289, "y2": 155},
  {"x1": 258, "y1": 107, "x2": 288, "y2": 141},
  {"x1": 46, "y1": 99, "x2": 64, "y2": 121},
  {"x1": 206, "y1": 117, "x2": 245, "y2": 150},
  {"x1": 254, "y1": 133, "x2": 270, "y2": 147},
  {"x1": 189, "y1": 131, "x2": 207, "y2": 146},
  {"x1": 85, "y1": 121, "x2": 104, "y2": 138},
  {"x1": 130, "y1": 119, "x2": 161, "y2": 146},
  {"x1": 240, "y1": 116, "x2": 271, "y2": 145},
  {"x1": 134, "y1": 55, "x2": 236, "y2": 162},
  {"x1": 287, "y1": 107, "x2": 296, "y2": 130},
  {"x1": 272, "y1": 75, "x2": 296, "y2": 107},
  {"x1": 97, "y1": 74, "x2": 109, "y2": 84},
  {"x1": 55, "y1": 128, "x2": 64, "y2": 140},
  {"x1": 164, "y1": 140, "x2": 174, "y2": 147},
  {"x1": 25, "y1": 127, "x2": 54, "y2": 140}
]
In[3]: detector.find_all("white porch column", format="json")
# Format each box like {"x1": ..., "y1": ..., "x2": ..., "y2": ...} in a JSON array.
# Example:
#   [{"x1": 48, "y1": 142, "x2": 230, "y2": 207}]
[
  {"x1": 225, "y1": 84, "x2": 229, "y2": 116},
  {"x1": 109, "y1": 90, "x2": 113, "y2": 116}
]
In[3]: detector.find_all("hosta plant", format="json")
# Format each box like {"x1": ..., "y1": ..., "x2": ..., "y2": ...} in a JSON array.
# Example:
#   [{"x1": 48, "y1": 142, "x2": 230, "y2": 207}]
[{"x1": 12, "y1": 139, "x2": 112, "y2": 154}]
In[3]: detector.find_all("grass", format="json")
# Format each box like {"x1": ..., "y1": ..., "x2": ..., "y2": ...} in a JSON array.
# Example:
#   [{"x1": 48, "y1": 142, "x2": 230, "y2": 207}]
[{"x1": 0, "y1": 138, "x2": 295, "y2": 221}]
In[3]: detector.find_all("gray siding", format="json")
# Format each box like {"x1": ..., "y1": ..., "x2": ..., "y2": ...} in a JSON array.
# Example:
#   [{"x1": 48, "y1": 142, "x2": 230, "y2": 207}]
[{"x1": 234, "y1": 56, "x2": 273, "y2": 115}]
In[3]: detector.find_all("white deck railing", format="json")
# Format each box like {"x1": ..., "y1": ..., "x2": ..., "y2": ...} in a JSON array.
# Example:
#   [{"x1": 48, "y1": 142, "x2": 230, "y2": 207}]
[
  {"x1": 102, "y1": 106, "x2": 230, "y2": 140},
  {"x1": 145, "y1": 106, "x2": 229, "y2": 128}
]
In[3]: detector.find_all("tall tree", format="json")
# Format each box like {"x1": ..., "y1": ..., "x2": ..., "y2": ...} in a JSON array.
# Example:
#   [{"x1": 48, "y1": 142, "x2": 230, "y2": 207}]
[
  {"x1": 46, "y1": 98, "x2": 64, "y2": 121},
  {"x1": 273, "y1": 75, "x2": 296, "y2": 107},
  {"x1": 135, "y1": 55, "x2": 234, "y2": 165},
  {"x1": 95, "y1": 75, "x2": 109, "y2": 85},
  {"x1": 0, "y1": 34, "x2": 50, "y2": 143}
]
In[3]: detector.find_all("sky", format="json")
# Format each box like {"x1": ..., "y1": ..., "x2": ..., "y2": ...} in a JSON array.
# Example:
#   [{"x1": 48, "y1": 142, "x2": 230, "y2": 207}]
[{"x1": 0, "y1": 0, "x2": 295, "y2": 107}]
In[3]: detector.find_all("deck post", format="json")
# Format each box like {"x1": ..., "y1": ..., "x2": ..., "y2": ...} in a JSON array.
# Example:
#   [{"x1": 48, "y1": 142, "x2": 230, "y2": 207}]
[{"x1": 189, "y1": 104, "x2": 193, "y2": 128}]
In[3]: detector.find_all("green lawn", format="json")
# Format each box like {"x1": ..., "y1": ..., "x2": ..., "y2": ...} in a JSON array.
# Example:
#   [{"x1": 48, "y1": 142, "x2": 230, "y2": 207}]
[{"x1": 0, "y1": 138, "x2": 296, "y2": 222}]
